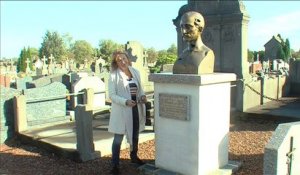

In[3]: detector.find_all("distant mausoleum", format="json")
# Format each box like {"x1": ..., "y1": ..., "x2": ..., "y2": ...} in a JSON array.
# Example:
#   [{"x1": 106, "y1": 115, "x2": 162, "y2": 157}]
[{"x1": 264, "y1": 34, "x2": 284, "y2": 61}]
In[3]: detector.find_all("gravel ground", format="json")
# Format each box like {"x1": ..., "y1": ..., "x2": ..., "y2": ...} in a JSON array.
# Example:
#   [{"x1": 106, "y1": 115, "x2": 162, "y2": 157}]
[{"x1": 0, "y1": 116, "x2": 281, "y2": 175}]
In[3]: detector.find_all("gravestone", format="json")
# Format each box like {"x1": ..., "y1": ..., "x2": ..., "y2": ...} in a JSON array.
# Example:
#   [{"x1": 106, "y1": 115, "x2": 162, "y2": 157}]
[
  {"x1": 0, "y1": 86, "x2": 20, "y2": 144},
  {"x1": 48, "y1": 54, "x2": 55, "y2": 75},
  {"x1": 264, "y1": 122, "x2": 300, "y2": 175},
  {"x1": 23, "y1": 82, "x2": 67, "y2": 126},
  {"x1": 15, "y1": 76, "x2": 33, "y2": 90},
  {"x1": 70, "y1": 76, "x2": 106, "y2": 110},
  {"x1": 173, "y1": 1, "x2": 251, "y2": 111},
  {"x1": 125, "y1": 41, "x2": 154, "y2": 93},
  {"x1": 27, "y1": 76, "x2": 52, "y2": 88},
  {"x1": 0, "y1": 62, "x2": 7, "y2": 74},
  {"x1": 35, "y1": 58, "x2": 43, "y2": 76},
  {"x1": 0, "y1": 75, "x2": 11, "y2": 88},
  {"x1": 25, "y1": 58, "x2": 31, "y2": 74},
  {"x1": 95, "y1": 57, "x2": 106, "y2": 74},
  {"x1": 42, "y1": 56, "x2": 48, "y2": 75}
]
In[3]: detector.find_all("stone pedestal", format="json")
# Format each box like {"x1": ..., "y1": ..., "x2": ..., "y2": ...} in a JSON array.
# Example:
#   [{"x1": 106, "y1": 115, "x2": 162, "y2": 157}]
[{"x1": 149, "y1": 73, "x2": 236, "y2": 175}]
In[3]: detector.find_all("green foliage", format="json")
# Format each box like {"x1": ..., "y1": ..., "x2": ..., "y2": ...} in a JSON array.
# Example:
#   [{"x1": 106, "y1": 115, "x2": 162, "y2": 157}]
[
  {"x1": 17, "y1": 47, "x2": 34, "y2": 72},
  {"x1": 258, "y1": 50, "x2": 265, "y2": 61},
  {"x1": 277, "y1": 45, "x2": 286, "y2": 60},
  {"x1": 166, "y1": 43, "x2": 177, "y2": 55},
  {"x1": 145, "y1": 47, "x2": 158, "y2": 63},
  {"x1": 156, "y1": 44, "x2": 177, "y2": 65},
  {"x1": 291, "y1": 49, "x2": 300, "y2": 59},
  {"x1": 247, "y1": 49, "x2": 254, "y2": 62},
  {"x1": 253, "y1": 50, "x2": 265, "y2": 62},
  {"x1": 71, "y1": 40, "x2": 94, "y2": 64},
  {"x1": 62, "y1": 33, "x2": 74, "y2": 61},
  {"x1": 98, "y1": 39, "x2": 124, "y2": 64},
  {"x1": 149, "y1": 66, "x2": 161, "y2": 73},
  {"x1": 39, "y1": 30, "x2": 67, "y2": 63},
  {"x1": 17, "y1": 48, "x2": 26, "y2": 72},
  {"x1": 282, "y1": 39, "x2": 291, "y2": 60}
]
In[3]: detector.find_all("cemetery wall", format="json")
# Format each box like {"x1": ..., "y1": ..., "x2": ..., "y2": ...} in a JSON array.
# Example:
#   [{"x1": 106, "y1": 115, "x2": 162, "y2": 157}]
[
  {"x1": 289, "y1": 59, "x2": 300, "y2": 95},
  {"x1": 243, "y1": 75, "x2": 287, "y2": 111}
]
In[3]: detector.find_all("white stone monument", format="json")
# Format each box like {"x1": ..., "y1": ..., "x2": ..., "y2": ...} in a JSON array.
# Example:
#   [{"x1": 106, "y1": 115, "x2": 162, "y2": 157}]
[
  {"x1": 25, "y1": 58, "x2": 31, "y2": 74},
  {"x1": 149, "y1": 73, "x2": 237, "y2": 175},
  {"x1": 42, "y1": 56, "x2": 48, "y2": 75}
]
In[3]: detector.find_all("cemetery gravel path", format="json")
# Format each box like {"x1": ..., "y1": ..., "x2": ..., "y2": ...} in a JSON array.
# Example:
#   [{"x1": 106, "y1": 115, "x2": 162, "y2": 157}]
[{"x1": 0, "y1": 117, "x2": 280, "y2": 175}]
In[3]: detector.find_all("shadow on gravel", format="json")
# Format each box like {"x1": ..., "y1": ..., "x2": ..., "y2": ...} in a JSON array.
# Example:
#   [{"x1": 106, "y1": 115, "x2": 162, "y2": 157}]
[
  {"x1": 229, "y1": 153, "x2": 264, "y2": 175},
  {"x1": 1, "y1": 138, "x2": 151, "y2": 175}
]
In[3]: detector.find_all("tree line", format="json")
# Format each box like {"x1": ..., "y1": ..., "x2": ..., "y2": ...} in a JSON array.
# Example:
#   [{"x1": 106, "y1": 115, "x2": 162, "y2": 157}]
[
  {"x1": 16, "y1": 30, "x2": 177, "y2": 73},
  {"x1": 247, "y1": 35, "x2": 300, "y2": 63}
]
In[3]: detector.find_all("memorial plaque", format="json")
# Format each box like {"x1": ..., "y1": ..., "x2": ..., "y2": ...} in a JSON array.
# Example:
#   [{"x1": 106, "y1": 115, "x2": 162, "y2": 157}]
[{"x1": 159, "y1": 93, "x2": 190, "y2": 120}]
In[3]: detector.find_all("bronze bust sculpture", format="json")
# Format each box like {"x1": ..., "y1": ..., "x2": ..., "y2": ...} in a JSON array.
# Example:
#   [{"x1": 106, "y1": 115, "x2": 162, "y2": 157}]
[{"x1": 173, "y1": 11, "x2": 215, "y2": 74}]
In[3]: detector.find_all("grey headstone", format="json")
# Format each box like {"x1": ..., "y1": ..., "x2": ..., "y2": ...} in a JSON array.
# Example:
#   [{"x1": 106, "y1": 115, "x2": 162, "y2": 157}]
[
  {"x1": 264, "y1": 122, "x2": 300, "y2": 175},
  {"x1": 0, "y1": 86, "x2": 20, "y2": 143},
  {"x1": 27, "y1": 76, "x2": 51, "y2": 88},
  {"x1": 15, "y1": 76, "x2": 33, "y2": 90}
]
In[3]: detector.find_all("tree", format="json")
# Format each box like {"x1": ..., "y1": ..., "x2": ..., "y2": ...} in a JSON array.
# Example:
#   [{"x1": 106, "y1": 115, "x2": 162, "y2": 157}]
[
  {"x1": 98, "y1": 39, "x2": 124, "y2": 63},
  {"x1": 291, "y1": 48, "x2": 300, "y2": 59},
  {"x1": 71, "y1": 40, "x2": 94, "y2": 64},
  {"x1": 17, "y1": 47, "x2": 26, "y2": 72},
  {"x1": 62, "y1": 33, "x2": 75, "y2": 60},
  {"x1": 39, "y1": 30, "x2": 67, "y2": 63},
  {"x1": 277, "y1": 45, "x2": 286, "y2": 60},
  {"x1": 167, "y1": 43, "x2": 177, "y2": 55},
  {"x1": 247, "y1": 49, "x2": 254, "y2": 62},
  {"x1": 258, "y1": 50, "x2": 265, "y2": 61},
  {"x1": 17, "y1": 47, "x2": 34, "y2": 72},
  {"x1": 145, "y1": 47, "x2": 158, "y2": 63},
  {"x1": 283, "y1": 39, "x2": 291, "y2": 60}
]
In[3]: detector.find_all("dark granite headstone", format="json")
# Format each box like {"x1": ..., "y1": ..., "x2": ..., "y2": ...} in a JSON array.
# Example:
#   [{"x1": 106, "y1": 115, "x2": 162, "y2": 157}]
[{"x1": 23, "y1": 82, "x2": 67, "y2": 126}]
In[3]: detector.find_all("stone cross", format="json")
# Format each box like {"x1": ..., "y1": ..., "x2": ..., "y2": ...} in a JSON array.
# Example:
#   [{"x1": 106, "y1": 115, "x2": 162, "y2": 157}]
[
  {"x1": 25, "y1": 58, "x2": 31, "y2": 73},
  {"x1": 84, "y1": 58, "x2": 88, "y2": 68},
  {"x1": 286, "y1": 136, "x2": 296, "y2": 175},
  {"x1": 42, "y1": 56, "x2": 47, "y2": 65},
  {"x1": 143, "y1": 51, "x2": 148, "y2": 67},
  {"x1": 10, "y1": 58, "x2": 14, "y2": 71},
  {"x1": 49, "y1": 54, "x2": 54, "y2": 65}
]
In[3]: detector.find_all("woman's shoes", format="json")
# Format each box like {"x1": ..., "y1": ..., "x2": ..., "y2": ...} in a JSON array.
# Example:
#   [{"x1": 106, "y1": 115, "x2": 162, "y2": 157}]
[
  {"x1": 110, "y1": 165, "x2": 119, "y2": 175},
  {"x1": 131, "y1": 157, "x2": 145, "y2": 165}
]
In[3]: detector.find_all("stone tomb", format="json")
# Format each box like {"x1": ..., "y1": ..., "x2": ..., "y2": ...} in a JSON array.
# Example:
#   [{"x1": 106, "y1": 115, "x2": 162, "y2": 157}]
[
  {"x1": 70, "y1": 76, "x2": 106, "y2": 110},
  {"x1": 149, "y1": 73, "x2": 238, "y2": 175},
  {"x1": 22, "y1": 82, "x2": 67, "y2": 127},
  {"x1": 264, "y1": 122, "x2": 300, "y2": 175}
]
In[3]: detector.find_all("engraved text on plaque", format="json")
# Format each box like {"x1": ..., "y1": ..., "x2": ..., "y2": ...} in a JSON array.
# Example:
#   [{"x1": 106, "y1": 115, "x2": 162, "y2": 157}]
[{"x1": 159, "y1": 93, "x2": 190, "y2": 120}]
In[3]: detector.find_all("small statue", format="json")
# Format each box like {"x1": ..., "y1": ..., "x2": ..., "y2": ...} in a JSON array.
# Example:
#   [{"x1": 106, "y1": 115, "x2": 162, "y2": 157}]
[{"x1": 173, "y1": 11, "x2": 215, "y2": 74}]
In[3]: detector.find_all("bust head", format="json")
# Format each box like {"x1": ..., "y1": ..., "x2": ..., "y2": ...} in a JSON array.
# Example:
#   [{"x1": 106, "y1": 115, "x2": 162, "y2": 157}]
[{"x1": 180, "y1": 11, "x2": 205, "y2": 42}]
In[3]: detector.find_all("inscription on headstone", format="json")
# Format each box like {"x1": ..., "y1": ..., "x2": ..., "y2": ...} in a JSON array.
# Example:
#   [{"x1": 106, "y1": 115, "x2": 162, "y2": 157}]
[{"x1": 159, "y1": 93, "x2": 189, "y2": 120}]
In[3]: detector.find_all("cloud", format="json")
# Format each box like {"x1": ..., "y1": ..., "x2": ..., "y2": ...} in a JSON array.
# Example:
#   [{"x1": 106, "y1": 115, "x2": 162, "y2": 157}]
[{"x1": 248, "y1": 10, "x2": 300, "y2": 50}]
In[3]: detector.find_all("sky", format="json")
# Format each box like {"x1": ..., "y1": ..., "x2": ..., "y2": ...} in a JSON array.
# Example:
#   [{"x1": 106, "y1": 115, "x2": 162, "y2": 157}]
[{"x1": 1, "y1": 1, "x2": 300, "y2": 59}]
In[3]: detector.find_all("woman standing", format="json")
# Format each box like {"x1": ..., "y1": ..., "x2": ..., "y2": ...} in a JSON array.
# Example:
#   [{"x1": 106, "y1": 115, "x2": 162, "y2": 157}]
[{"x1": 108, "y1": 51, "x2": 146, "y2": 174}]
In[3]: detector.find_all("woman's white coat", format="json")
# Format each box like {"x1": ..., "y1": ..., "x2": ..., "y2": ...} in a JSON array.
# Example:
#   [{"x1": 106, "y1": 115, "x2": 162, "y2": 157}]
[{"x1": 108, "y1": 66, "x2": 146, "y2": 145}]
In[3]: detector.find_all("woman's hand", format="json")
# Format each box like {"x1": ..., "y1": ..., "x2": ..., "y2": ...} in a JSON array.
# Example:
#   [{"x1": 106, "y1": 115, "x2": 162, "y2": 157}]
[
  {"x1": 140, "y1": 95, "x2": 147, "y2": 103},
  {"x1": 126, "y1": 100, "x2": 136, "y2": 107}
]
